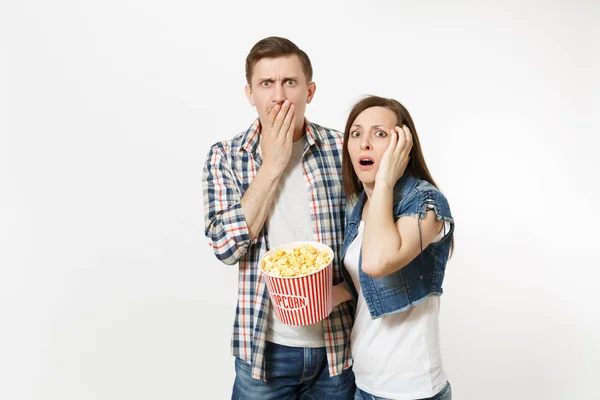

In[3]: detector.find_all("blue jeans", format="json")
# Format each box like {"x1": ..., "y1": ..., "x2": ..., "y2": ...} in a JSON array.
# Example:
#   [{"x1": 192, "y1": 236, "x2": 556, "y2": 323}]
[
  {"x1": 354, "y1": 381, "x2": 451, "y2": 400},
  {"x1": 232, "y1": 341, "x2": 356, "y2": 399}
]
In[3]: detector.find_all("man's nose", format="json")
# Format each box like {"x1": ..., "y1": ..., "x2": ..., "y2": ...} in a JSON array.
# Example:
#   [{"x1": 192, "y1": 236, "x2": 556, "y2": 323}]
[{"x1": 273, "y1": 84, "x2": 286, "y2": 103}]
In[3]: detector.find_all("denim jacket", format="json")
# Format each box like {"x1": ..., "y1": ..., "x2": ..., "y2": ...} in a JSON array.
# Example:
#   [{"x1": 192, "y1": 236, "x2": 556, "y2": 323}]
[{"x1": 340, "y1": 175, "x2": 454, "y2": 318}]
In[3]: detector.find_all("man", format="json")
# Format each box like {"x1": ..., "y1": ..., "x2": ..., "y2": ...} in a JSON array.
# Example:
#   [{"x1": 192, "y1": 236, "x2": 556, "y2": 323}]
[{"x1": 203, "y1": 37, "x2": 354, "y2": 399}]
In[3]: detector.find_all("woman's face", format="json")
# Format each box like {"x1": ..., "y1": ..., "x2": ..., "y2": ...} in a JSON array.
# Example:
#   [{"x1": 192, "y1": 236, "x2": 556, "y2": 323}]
[{"x1": 347, "y1": 106, "x2": 397, "y2": 185}]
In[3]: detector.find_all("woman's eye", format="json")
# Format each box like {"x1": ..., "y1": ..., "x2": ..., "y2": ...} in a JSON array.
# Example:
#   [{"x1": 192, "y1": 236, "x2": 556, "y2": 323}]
[
  {"x1": 375, "y1": 130, "x2": 387, "y2": 137},
  {"x1": 350, "y1": 131, "x2": 360, "y2": 138}
]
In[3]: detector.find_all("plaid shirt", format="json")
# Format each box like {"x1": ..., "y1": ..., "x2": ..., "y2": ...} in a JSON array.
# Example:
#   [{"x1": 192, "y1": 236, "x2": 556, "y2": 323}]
[{"x1": 202, "y1": 118, "x2": 353, "y2": 381}]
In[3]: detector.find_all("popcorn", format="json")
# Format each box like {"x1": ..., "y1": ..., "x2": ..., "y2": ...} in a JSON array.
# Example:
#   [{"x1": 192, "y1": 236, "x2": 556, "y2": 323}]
[{"x1": 261, "y1": 244, "x2": 331, "y2": 277}]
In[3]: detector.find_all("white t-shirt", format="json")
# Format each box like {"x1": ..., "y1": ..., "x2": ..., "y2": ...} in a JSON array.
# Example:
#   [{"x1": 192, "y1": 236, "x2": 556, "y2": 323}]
[
  {"x1": 264, "y1": 136, "x2": 325, "y2": 347},
  {"x1": 344, "y1": 220, "x2": 450, "y2": 399}
]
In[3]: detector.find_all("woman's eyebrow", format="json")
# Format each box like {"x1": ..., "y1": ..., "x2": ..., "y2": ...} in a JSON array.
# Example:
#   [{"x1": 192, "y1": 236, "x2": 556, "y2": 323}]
[{"x1": 351, "y1": 124, "x2": 389, "y2": 129}]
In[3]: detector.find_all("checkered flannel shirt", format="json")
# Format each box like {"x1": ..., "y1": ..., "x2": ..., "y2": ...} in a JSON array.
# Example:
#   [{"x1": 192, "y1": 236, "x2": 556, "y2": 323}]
[{"x1": 202, "y1": 118, "x2": 353, "y2": 381}]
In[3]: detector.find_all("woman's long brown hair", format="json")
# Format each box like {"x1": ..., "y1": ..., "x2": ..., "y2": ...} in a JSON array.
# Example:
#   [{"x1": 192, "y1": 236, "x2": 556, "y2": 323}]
[
  {"x1": 342, "y1": 95, "x2": 437, "y2": 200},
  {"x1": 341, "y1": 95, "x2": 454, "y2": 254}
]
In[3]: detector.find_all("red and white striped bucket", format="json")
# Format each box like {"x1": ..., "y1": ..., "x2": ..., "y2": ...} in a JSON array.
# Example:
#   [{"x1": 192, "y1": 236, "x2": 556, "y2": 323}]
[{"x1": 261, "y1": 241, "x2": 334, "y2": 326}]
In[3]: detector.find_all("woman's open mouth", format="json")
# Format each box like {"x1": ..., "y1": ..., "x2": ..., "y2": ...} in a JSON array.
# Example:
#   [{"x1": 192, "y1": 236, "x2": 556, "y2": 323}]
[{"x1": 358, "y1": 157, "x2": 375, "y2": 170}]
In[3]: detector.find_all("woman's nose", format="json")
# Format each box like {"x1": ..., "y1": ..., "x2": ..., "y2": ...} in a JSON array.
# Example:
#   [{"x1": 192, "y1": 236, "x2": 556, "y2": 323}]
[{"x1": 360, "y1": 137, "x2": 372, "y2": 150}]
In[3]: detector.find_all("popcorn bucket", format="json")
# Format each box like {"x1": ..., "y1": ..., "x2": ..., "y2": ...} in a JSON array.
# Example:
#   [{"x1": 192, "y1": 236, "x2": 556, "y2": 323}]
[{"x1": 260, "y1": 241, "x2": 334, "y2": 326}]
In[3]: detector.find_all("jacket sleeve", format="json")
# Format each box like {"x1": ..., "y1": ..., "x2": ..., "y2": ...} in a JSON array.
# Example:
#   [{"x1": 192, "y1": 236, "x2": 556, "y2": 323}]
[{"x1": 395, "y1": 188, "x2": 453, "y2": 222}]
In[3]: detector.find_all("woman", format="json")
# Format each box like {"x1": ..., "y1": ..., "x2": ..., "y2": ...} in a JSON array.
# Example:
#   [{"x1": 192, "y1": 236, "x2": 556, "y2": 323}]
[{"x1": 333, "y1": 96, "x2": 455, "y2": 400}]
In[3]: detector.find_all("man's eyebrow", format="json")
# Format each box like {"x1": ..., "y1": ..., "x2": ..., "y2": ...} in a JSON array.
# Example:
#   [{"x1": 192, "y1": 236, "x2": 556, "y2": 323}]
[{"x1": 257, "y1": 76, "x2": 300, "y2": 82}]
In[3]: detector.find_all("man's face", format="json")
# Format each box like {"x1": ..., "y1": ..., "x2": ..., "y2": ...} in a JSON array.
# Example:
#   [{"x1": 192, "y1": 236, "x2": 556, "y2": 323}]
[{"x1": 245, "y1": 55, "x2": 315, "y2": 134}]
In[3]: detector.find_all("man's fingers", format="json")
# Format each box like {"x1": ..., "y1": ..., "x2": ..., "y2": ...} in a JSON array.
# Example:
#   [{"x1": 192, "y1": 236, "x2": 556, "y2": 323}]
[
  {"x1": 280, "y1": 104, "x2": 295, "y2": 138},
  {"x1": 267, "y1": 103, "x2": 281, "y2": 128},
  {"x1": 286, "y1": 114, "x2": 296, "y2": 142},
  {"x1": 272, "y1": 100, "x2": 291, "y2": 133}
]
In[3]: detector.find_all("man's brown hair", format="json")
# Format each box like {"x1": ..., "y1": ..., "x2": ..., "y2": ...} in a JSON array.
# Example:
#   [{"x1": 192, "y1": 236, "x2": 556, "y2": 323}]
[{"x1": 245, "y1": 37, "x2": 313, "y2": 85}]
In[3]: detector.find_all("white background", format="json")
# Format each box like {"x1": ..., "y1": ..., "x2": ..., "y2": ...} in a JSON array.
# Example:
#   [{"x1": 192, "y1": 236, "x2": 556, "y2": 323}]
[{"x1": 1, "y1": 0, "x2": 599, "y2": 399}]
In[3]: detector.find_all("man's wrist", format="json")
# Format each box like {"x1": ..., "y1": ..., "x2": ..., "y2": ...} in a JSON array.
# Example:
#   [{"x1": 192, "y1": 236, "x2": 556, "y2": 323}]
[{"x1": 258, "y1": 161, "x2": 283, "y2": 181}]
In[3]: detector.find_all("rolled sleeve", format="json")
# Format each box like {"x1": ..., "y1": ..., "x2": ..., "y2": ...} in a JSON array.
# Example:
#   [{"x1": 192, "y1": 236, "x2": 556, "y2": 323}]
[
  {"x1": 203, "y1": 143, "x2": 253, "y2": 265},
  {"x1": 395, "y1": 188, "x2": 453, "y2": 223}
]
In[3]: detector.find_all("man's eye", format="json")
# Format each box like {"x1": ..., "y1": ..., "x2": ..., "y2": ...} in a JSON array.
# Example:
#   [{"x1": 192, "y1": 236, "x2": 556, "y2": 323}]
[
  {"x1": 286, "y1": 79, "x2": 295, "y2": 85},
  {"x1": 261, "y1": 81, "x2": 271, "y2": 87},
  {"x1": 375, "y1": 130, "x2": 387, "y2": 137}
]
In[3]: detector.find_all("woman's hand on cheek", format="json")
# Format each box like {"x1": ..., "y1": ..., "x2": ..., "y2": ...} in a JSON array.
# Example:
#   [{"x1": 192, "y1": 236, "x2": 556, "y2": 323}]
[{"x1": 375, "y1": 125, "x2": 413, "y2": 188}]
